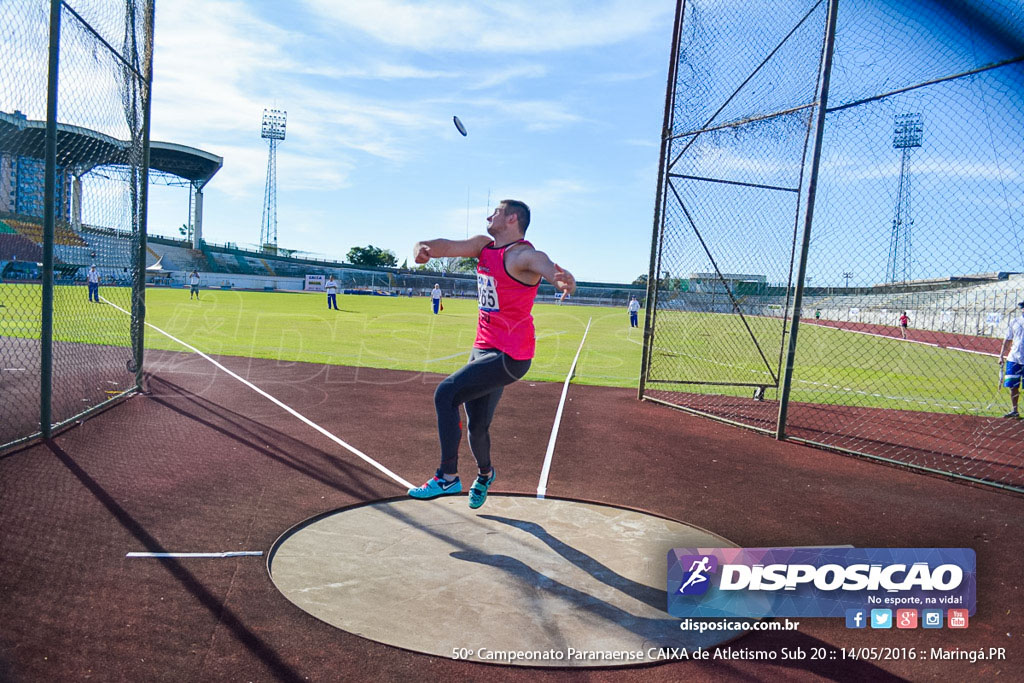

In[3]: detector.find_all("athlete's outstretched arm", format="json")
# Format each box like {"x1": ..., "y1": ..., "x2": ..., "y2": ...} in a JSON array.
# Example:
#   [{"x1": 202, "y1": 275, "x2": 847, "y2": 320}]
[
  {"x1": 414, "y1": 235, "x2": 491, "y2": 263},
  {"x1": 517, "y1": 248, "x2": 576, "y2": 295}
]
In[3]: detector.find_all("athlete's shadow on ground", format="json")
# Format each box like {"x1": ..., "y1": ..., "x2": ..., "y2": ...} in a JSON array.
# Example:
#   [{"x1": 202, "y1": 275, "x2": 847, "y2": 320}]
[
  {"x1": 451, "y1": 514, "x2": 699, "y2": 650},
  {"x1": 478, "y1": 514, "x2": 666, "y2": 610},
  {"x1": 463, "y1": 514, "x2": 898, "y2": 679}
]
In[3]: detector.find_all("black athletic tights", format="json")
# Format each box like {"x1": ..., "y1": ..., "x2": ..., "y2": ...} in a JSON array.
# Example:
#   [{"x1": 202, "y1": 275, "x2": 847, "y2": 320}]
[{"x1": 434, "y1": 348, "x2": 531, "y2": 476}]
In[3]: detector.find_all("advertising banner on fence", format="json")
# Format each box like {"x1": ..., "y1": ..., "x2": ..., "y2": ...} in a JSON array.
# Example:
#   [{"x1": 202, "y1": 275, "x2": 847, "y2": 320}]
[
  {"x1": 305, "y1": 274, "x2": 325, "y2": 292},
  {"x1": 668, "y1": 548, "x2": 976, "y2": 619}
]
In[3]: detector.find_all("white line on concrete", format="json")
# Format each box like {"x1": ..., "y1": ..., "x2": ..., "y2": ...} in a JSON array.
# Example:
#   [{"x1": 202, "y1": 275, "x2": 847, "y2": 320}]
[
  {"x1": 537, "y1": 318, "x2": 592, "y2": 499},
  {"x1": 126, "y1": 551, "x2": 263, "y2": 558},
  {"x1": 102, "y1": 297, "x2": 414, "y2": 490}
]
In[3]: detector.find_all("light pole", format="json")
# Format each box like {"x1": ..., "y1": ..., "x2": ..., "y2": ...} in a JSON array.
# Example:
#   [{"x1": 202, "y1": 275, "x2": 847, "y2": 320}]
[
  {"x1": 842, "y1": 271, "x2": 853, "y2": 288},
  {"x1": 886, "y1": 113, "x2": 922, "y2": 284},
  {"x1": 260, "y1": 108, "x2": 287, "y2": 253}
]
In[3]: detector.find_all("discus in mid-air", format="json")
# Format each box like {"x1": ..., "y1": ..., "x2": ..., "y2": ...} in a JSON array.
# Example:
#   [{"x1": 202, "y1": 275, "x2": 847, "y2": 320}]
[{"x1": 453, "y1": 115, "x2": 467, "y2": 136}]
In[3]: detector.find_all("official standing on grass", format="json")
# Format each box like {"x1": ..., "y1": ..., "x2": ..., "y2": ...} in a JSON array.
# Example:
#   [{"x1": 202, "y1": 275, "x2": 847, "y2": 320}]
[
  {"x1": 628, "y1": 296, "x2": 640, "y2": 328},
  {"x1": 431, "y1": 283, "x2": 442, "y2": 314},
  {"x1": 408, "y1": 199, "x2": 576, "y2": 509},
  {"x1": 189, "y1": 269, "x2": 201, "y2": 300},
  {"x1": 325, "y1": 275, "x2": 339, "y2": 310},
  {"x1": 998, "y1": 301, "x2": 1024, "y2": 418},
  {"x1": 86, "y1": 265, "x2": 100, "y2": 302}
]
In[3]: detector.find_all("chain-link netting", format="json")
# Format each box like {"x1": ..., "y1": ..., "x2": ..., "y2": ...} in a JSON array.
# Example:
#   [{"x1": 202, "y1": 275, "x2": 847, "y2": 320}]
[
  {"x1": 641, "y1": 0, "x2": 1024, "y2": 492},
  {"x1": 1, "y1": 0, "x2": 152, "y2": 450}
]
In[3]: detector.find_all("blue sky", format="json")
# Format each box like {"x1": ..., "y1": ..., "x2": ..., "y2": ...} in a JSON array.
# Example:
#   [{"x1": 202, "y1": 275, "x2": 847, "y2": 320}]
[{"x1": 145, "y1": 1, "x2": 677, "y2": 284}]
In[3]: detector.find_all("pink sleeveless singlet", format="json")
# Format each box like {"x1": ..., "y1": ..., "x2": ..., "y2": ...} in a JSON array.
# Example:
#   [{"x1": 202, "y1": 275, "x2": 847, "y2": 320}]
[{"x1": 474, "y1": 240, "x2": 540, "y2": 360}]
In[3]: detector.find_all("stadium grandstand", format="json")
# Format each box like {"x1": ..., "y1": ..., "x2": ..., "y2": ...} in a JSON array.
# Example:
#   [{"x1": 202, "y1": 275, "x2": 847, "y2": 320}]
[
  {"x1": 654, "y1": 270, "x2": 1024, "y2": 338},
  {"x1": 1, "y1": 108, "x2": 645, "y2": 302},
  {"x1": 3, "y1": 108, "x2": 1020, "y2": 330}
]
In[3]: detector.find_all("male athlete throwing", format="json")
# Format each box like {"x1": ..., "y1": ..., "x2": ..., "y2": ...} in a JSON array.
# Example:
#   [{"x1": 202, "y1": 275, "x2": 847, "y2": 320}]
[{"x1": 409, "y1": 199, "x2": 576, "y2": 508}]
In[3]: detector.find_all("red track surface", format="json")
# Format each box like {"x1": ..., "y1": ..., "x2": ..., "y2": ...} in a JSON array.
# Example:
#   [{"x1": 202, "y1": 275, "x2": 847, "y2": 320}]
[
  {"x1": 1, "y1": 349, "x2": 1021, "y2": 681},
  {"x1": 804, "y1": 318, "x2": 1002, "y2": 355},
  {"x1": 655, "y1": 394, "x2": 1024, "y2": 489}
]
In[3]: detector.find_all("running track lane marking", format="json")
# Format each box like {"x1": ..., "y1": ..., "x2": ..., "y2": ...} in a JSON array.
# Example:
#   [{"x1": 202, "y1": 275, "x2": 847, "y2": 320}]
[
  {"x1": 803, "y1": 320, "x2": 998, "y2": 357},
  {"x1": 102, "y1": 297, "x2": 415, "y2": 490},
  {"x1": 537, "y1": 317, "x2": 592, "y2": 499},
  {"x1": 126, "y1": 551, "x2": 264, "y2": 558}
]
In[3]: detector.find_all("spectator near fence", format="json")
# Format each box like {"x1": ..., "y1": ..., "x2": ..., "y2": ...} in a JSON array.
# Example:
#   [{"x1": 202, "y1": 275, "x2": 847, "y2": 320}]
[
  {"x1": 999, "y1": 301, "x2": 1024, "y2": 419},
  {"x1": 628, "y1": 296, "x2": 640, "y2": 328},
  {"x1": 325, "y1": 275, "x2": 339, "y2": 310},
  {"x1": 86, "y1": 265, "x2": 100, "y2": 302},
  {"x1": 189, "y1": 269, "x2": 201, "y2": 300},
  {"x1": 431, "y1": 283, "x2": 442, "y2": 314}
]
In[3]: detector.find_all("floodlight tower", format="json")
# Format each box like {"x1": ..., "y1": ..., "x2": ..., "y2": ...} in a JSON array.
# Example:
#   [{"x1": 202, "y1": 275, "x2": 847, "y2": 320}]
[
  {"x1": 885, "y1": 113, "x2": 922, "y2": 284},
  {"x1": 259, "y1": 108, "x2": 287, "y2": 252}
]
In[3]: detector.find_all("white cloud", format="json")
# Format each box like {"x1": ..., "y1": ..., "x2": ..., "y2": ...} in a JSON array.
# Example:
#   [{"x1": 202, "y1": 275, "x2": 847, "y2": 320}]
[
  {"x1": 623, "y1": 138, "x2": 658, "y2": 148},
  {"x1": 204, "y1": 144, "x2": 351, "y2": 199},
  {"x1": 298, "y1": 62, "x2": 458, "y2": 81},
  {"x1": 151, "y1": 1, "x2": 298, "y2": 142},
  {"x1": 301, "y1": 0, "x2": 671, "y2": 53},
  {"x1": 510, "y1": 178, "x2": 592, "y2": 210},
  {"x1": 467, "y1": 98, "x2": 583, "y2": 131},
  {"x1": 826, "y1": 157, "x2": 1022, "y2": 182},
  {"x1": 468, "y1": 64, "x2": 548, "y2": 90}
]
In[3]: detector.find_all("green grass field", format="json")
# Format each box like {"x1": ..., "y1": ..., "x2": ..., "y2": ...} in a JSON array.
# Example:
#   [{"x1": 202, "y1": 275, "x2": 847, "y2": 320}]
[
  {"x1": 136, "y1": 287, "x2": 641, "y2": 386},
  {"x1": 644, "y1": 309, "x2": 1002, "y2": 415},
  {"x1": 0, "y1": 283, "x2": 1004, "y2": 415}
]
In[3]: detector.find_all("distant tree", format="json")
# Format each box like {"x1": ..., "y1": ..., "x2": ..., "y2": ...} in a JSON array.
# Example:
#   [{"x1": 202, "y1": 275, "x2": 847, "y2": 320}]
[
  {"x1": 419, "y1": 256, "x2": 477, "y2": 274},
  {"x1": 632, "y1": 274, "x2": 648, "y2": 286},
  {"x1": 347, "y1": 245, "x2": 397, "y2": 267},
  {"x1": 455, "y1": 257, "x2": 478, "y2": 273},
  {"x1": 664, "y1": 277, "x2": 684, "y2": 291}
]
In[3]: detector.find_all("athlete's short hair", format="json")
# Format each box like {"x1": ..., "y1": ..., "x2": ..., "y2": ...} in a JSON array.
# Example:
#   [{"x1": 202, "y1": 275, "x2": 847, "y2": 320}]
[{"x1": 501, "y1": 199, "x2": 531, "y2": 234}]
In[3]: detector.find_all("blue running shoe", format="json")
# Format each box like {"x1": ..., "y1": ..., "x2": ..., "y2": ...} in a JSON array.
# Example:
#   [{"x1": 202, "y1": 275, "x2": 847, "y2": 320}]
[
  {"x1": 468, "y1": 468, "x2": 496, "y2": 509},
  {"x1": 408, "y1": 469, "x2": 461, "y2": 499}
]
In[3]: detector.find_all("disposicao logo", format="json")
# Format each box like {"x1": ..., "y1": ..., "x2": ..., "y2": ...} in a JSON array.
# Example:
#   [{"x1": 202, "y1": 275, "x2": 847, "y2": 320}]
[
  {"x1": 667, "y1": 548, "x2": 975, "y2": 619},
  {"x1": 675, "y1": 555, "x2": 718, "y2": 595}
]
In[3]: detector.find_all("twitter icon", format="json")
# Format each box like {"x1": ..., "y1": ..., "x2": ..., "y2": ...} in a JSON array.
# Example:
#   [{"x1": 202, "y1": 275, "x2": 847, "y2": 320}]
[{"x1": 870, "y1": 609, "x2": 893, "y2": 629}]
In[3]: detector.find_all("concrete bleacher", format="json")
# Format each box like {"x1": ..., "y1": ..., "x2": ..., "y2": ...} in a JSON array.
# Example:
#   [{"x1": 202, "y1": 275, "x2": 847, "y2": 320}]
[
  {"x1": 232, "y1": 253, "x2": 255, "y2": 274},
  {"x1": 0, "y1": 233, "x2": 43, "y2": 261},
  {"x1": 1, "y1": 214, "x2": 88, "y2": 247},
  {"x1": 655, "y1": 273, "x2": 1023, "y2": 339},
  {"x1": 798, "y1": 275, "x2": 1024, "y2": 337},
  {"x1": 207, "y1": 250, "x2": 242, "y2": 274}
]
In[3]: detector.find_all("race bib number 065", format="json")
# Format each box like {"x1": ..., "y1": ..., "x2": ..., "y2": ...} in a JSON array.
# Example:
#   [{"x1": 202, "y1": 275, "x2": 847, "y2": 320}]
[{"x1": 477, "y1": 274, "x2": 499, "y2": 311}]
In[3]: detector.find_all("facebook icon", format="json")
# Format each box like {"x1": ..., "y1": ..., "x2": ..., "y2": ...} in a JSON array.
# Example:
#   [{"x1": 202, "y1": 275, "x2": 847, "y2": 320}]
[{"x1": 845, "y1": 608, "x2": 867, "y2": 629}]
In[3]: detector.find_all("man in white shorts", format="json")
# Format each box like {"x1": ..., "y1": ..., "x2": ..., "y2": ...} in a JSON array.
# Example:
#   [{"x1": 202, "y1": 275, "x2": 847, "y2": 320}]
[{"x1": 999, "y1": 301, "x2": 1024, "y2": 418}]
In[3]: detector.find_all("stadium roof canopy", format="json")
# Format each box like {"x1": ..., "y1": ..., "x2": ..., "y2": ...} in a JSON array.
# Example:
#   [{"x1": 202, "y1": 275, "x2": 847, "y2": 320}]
[{"x1": 0, "y1": 110, "x2": 222, "y2": 188}]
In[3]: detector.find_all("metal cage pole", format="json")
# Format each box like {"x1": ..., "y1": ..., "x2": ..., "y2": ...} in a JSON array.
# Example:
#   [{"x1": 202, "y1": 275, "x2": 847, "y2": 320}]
[
  {"x1": 776, "y1": 0, "x2": 839, "y2": 440},
  {"x1": 133, "y1": 0, "x2": 155, "y2": 390},
  {"x1": 40, "y1": 0, "x2": 62, "y2": 438},
  {"x1": 639, "y1": 0, "x2": 685, "y2": 399}
]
